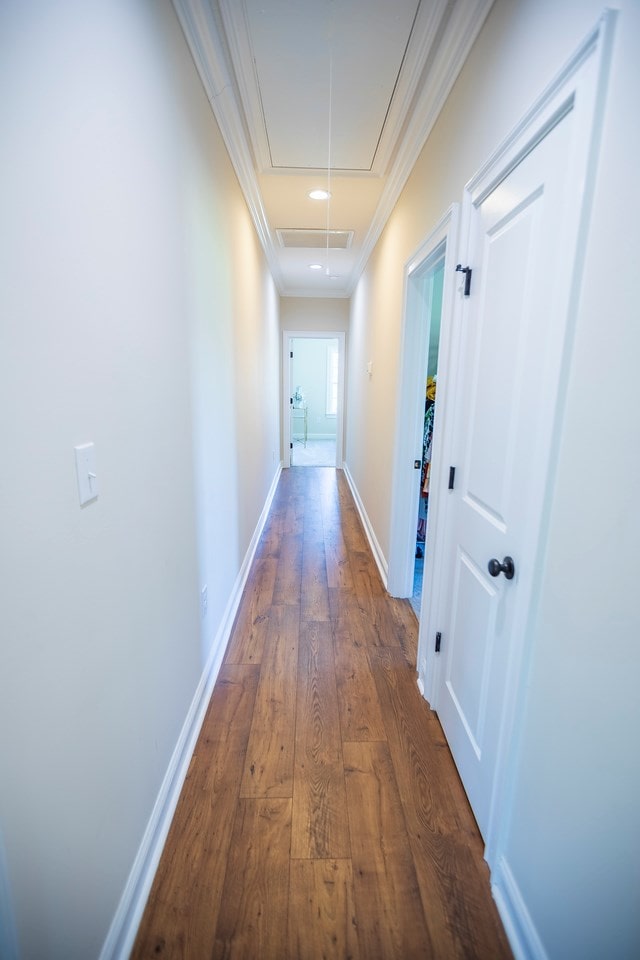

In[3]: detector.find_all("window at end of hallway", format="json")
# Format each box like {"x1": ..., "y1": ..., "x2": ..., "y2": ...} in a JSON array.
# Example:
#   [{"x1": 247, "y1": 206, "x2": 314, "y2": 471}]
[{"x1": 326, "y1": 343, "x2": 339, "y2": 416}]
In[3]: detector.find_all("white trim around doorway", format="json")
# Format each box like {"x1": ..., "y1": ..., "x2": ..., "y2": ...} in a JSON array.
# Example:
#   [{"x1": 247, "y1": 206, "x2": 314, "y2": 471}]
[{"x1": 387, "y1": 208, "x2": 461, "y2": 678}]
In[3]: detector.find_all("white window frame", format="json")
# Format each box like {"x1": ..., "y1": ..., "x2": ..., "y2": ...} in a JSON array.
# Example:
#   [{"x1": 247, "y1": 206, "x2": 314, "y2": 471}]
[{"x1": 325, "y1": 341, "x2": 339, "y2": 417}]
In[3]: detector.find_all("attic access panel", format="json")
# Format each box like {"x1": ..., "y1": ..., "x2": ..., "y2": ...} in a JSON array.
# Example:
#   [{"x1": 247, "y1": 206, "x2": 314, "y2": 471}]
[{"x1": 245, "y1": 0, "x2": 420, "y2": 171}]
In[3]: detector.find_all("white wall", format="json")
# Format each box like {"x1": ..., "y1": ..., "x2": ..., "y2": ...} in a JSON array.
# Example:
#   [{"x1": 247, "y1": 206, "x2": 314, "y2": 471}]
[
  {"x1": 346, "y1": 1, "x2": 640, "y2": 957},
  {"x1": 280, "y1": 296, "x2": 350, "y2": 332},
  {"x1": 0, "y1": 1, "x2": 279, "y2": 958}
]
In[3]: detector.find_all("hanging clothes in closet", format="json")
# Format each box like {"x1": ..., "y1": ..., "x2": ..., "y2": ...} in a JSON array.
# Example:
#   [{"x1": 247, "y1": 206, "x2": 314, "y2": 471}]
[
  {"x1": 417, "y1": 376, "x2": 437, "y2": 546},
  {"x1": 422, "y1": 376, "x2": 436, "y2": 497}
]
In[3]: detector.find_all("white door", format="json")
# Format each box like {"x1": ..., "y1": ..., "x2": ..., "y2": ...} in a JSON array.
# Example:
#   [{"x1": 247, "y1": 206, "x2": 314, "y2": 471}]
[{"x1": 435, "y1": 94, "x2": 589, "y2": 840}]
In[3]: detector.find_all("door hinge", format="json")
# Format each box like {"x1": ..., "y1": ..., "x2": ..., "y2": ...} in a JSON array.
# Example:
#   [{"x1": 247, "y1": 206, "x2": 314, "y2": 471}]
[
  {"x1": 414, "y1": 459, "x2": 421, "y2": 469},
  {"x1": 435, "y1": 631, "x2": 442, "y2": 653},
  {"x1": 455, "y1": 264, "x2": 472, "y2": 296},
  {"x1": 448, "y1": 466, "x2": 456, "y2": 490},
  {"x1": 290, "y1": 442, "x2": 293, "y2": 450},
  {"x1": 290, "y1": 397, "x2": 293, "y2": 405},
  {"x1": 290, "y1": 351, "x2": 293, "y2": 358}
]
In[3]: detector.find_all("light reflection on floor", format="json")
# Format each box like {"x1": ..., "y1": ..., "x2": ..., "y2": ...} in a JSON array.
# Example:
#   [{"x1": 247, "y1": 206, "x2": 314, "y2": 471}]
[{"x1": 291, "y1": 438, "x2": 336, "y2": 467}]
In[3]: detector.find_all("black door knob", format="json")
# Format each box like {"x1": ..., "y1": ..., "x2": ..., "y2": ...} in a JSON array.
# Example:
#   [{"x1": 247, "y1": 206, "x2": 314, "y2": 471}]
[{"x1": 488, "y1": 556, "x2": 515, "y2": 580}]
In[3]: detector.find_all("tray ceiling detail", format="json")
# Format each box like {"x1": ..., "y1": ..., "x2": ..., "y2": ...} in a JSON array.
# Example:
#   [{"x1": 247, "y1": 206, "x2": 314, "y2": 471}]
[
  {"x1": 242, "y1": 0, "x2": 421, "y2": 172},
  {"x1": 172, "y1": 0, "x2": 494, "y2": 296}
]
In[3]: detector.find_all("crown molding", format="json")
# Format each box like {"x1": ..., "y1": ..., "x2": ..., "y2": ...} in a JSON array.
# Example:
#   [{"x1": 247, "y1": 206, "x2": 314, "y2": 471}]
[
  {"x1": 173, "y1": 0, "x2": 495, "y2": 298},
  {"x1": 172, "y1": 0, "x2": 285, "y2": 292},
  {"x1": 347, "y1": 0, "x2": 495, "y2": 294},
  {"x1": 172, "y1": 0, "x2": 229, "y2": 99},
  {"x1": 371, "y1": 0, "x2": 449, "y2": 175},
  {"x1": 217, "y1": 0, "x2": 272, "y2": 172}
]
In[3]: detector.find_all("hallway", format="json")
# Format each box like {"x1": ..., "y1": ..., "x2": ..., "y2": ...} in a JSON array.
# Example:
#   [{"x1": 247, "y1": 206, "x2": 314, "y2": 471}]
[{"x1": 132, "y1": 468, "x2": 511, "y2": 959}]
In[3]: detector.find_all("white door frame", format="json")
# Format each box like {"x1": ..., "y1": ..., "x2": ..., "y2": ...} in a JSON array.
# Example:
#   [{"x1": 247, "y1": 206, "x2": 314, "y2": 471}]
[
  {"x1": 282, "y1": 331, "x2": 346, "y2": 468},
  {"x1": 387, "y1": 207, "x2": 461, "y2": 674}
]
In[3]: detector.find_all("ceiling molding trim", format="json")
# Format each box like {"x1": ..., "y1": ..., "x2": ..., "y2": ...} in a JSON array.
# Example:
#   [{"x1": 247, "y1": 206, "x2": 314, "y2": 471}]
[
  {"x1": 371, "y1": 0, "x2": 450, "y2": 176},
  {"x1": 348, "y1": 0, "x2": 495, "y2": 294},
  {"x1": 217, "y1": 0, "x2": 273, "y2": 172},
  {"x1": 172, "y1": 0, "x2": 230, "y2": 98},
  {"x1": 173, "y1": 0, "x2": 495, "y2": 299},
  {"x1": 172, "y1": 0, "x2": 285, "y2": 291}
]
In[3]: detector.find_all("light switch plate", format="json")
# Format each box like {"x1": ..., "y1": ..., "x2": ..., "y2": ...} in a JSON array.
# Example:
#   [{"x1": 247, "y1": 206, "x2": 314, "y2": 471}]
[{"x1": 74, "y1": 443, "x2": 98, "y2": 505}]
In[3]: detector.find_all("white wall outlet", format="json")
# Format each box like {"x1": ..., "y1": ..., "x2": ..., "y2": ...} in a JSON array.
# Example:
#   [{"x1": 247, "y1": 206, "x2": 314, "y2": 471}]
[
  {"x1": 74, "y1": 443, "x2": 98, "y2": 505},
  {"x1": 200, "y1": 585, "x2": 208, "y2": 619}
]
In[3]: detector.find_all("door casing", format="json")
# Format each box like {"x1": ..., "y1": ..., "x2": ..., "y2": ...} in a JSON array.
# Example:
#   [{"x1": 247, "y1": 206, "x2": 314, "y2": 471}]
[
  {"x1": 282, "y1": 331, "x2": 346, "y2": 468},
  {"x1": 388, "y1": 205, "x2": 460, "y2": 654}
]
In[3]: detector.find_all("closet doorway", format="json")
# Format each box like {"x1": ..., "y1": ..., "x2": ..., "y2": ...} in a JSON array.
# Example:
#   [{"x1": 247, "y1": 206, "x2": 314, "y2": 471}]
[
  {"x1": 412, "y1": 261, "x2": 444, "y2": 616},
  {"x1": 283, "y1": 331, "x2": 345, "y2": 468},
  {"x1": 387, "y1": 207, "x2": 459, "y2": 632}
]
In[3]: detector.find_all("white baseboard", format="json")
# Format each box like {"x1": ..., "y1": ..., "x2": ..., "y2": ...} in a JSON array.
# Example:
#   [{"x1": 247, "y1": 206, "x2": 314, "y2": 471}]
[
  {"x1": 100, "y1": 464, "x2": 282, "y2": 960},
  {"x1": 343, "y1": 462, "x2": 388, "y2": 589},
  {"x1": 491, "y1": 856, "x2": 548, "y2": 960}
]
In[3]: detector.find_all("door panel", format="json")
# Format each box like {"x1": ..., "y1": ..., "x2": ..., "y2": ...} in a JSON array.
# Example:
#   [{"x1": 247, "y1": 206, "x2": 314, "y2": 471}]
[
  {"x1": 466, "y1": 201, "x2": 538, "y2": 525},
  {"x1": 446, "y1": 551, "x2": 497, "y2": 757},
  {"x1": 437, "y1": 111, "x2": 574, "y2": 838}
]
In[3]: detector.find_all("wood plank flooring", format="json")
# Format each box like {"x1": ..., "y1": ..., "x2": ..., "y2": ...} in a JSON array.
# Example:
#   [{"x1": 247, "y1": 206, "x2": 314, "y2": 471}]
[{"x1": 132, "y1": 467, "x2": 512, "y2": 960}]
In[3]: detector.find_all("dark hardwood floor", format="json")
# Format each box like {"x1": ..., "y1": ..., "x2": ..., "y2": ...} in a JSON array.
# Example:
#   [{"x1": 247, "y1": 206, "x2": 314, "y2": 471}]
[{"x1": 132, "y1": 467, "x2": 512, "y2": 959}]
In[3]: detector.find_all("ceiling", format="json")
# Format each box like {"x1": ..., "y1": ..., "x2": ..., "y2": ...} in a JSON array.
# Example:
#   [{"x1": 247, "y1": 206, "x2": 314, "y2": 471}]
[{"x1": 173, "y1": 0, "x2": 493, "y2": 298}]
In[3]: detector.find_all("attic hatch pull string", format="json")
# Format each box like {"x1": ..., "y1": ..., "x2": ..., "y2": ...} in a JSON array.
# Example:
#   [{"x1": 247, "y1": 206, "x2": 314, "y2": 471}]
[{"x1": 326, "y1": 45, "x2": 333, "y2": 276}]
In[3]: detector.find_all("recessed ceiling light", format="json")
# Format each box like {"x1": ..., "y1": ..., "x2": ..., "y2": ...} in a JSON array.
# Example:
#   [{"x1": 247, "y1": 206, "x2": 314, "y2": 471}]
[
  {"x1": 309, "y1": 263, "x2": 323, "y2": 270},
  {"x1": 309, "y1": 189, "x2": 331, "y2": 200}
]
